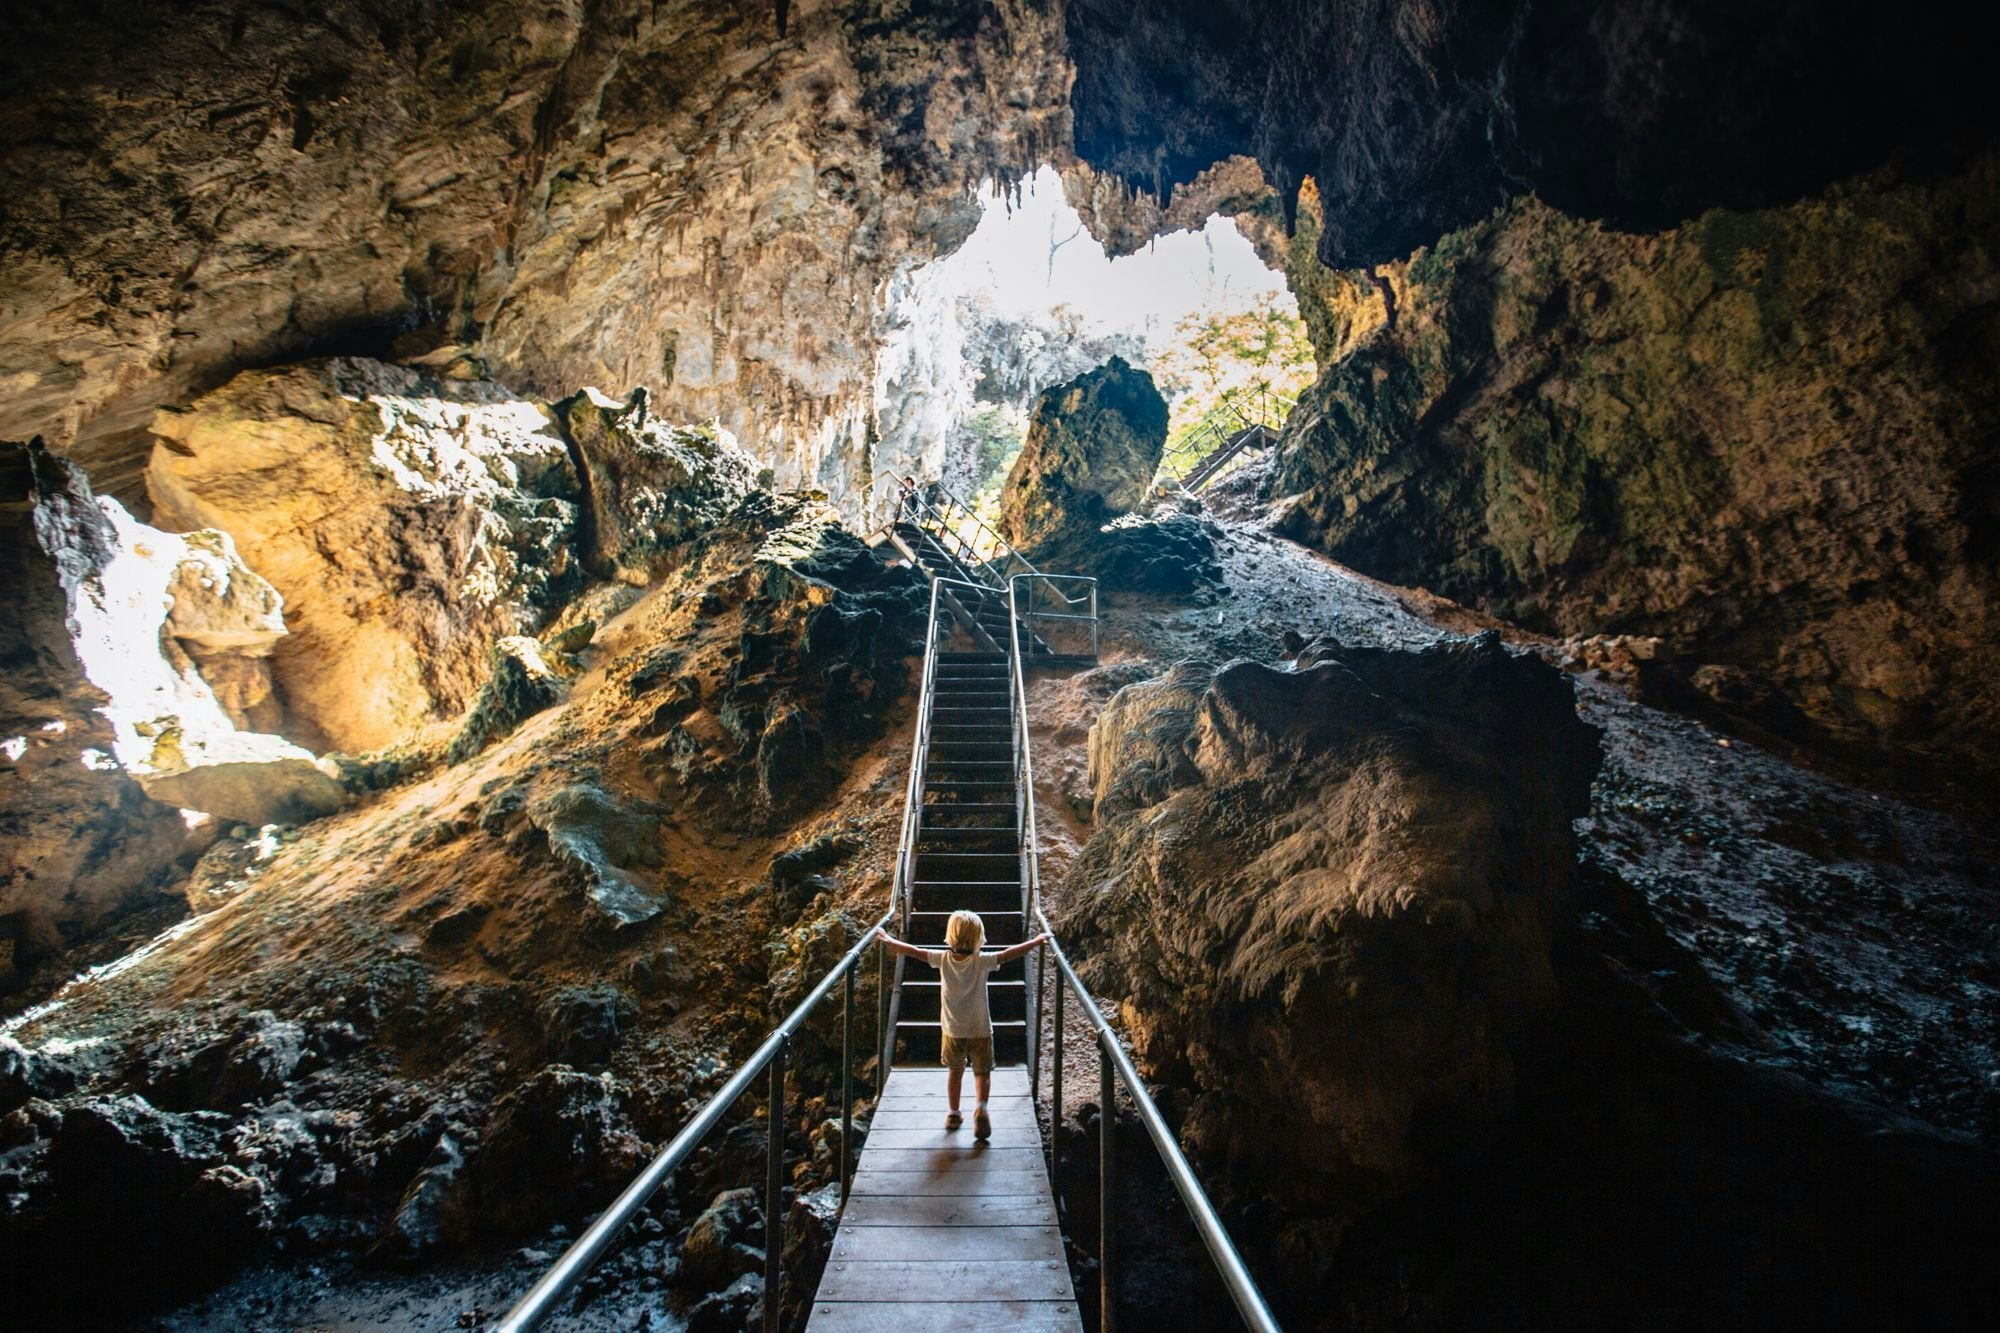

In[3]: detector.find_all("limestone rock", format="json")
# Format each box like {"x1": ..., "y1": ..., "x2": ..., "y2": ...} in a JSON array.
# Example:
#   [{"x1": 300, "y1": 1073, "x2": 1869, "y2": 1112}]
[
  {"x1": 0, "y1": 441, "x2": 192, "y2": 969},
  {"x1": 1000, "y1": 357, "x2": 1169, "y2": 554},
  {"x1": 445, "y1": 637, "x2": 567, "y2": 766},
  {"x1": 1273, "y1": 163, "x2": 2000, "y2": 779},
  {"x1": 147, "y1": 357, "x2": 583, "y2": 753},
  {"x1": 1058, "y1": 634, "x2": 1600, "y2": 1233},
  {"x1": 134, "y1": 735, "x2": 345, "y2": 829},
  {"x1": 0, "y1": 2, "x2": 1070, "y2": 518},
  {"x1": 555, "y1": 388, "x2": 760, "y2": 580}
]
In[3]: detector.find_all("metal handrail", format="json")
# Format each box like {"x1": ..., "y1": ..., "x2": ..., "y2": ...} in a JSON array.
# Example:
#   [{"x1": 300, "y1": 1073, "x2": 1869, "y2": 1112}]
[
  {"x1": 499, "y1": 575, "x2": 990, "y2": 1331},
  {"x1": 1007, "y1": 581, "x2": 1281, "y2": 1333},
  {"x1": 495, "y1": 903, "x2": 892, "y2": 1333},
  {"x1": 1156, "y1": 384, "x2": 1295, "y2": 496},
  {"x1": 868, "y1": 473, "x2": 1041, "y2": 589}
]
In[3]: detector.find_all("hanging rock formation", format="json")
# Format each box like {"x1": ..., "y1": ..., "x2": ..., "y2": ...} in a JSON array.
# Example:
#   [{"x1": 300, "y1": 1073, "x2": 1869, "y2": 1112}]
[{"x1": 0, "y1": 0, "x2": 1070, "y2": 512}]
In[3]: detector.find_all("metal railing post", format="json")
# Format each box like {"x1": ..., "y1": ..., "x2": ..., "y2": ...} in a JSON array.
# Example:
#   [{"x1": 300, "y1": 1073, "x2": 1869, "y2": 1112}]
[
  {"x1": 765, "y1": 1034, "x2": 787, "y2": 1333},
  {"x1": 1051, "y1": 951, "x2": 1064, "y2": 1178},
  {"x1": 840, "y1": 966, "x2": 855, "y2": 1206},
  {"x1": 1100, "y1": 1036, "x2": 1116, "y2": 1333}
]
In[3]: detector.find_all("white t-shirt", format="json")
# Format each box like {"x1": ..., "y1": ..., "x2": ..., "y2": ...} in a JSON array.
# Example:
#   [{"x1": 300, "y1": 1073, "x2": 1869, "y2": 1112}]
[{"x1": 923, "y1": 948, "x2": 1002, "y2": 1039}]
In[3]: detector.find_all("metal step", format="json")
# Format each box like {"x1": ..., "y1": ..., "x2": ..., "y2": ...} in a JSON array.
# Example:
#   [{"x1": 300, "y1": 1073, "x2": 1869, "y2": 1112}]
[
  {"x1": 894, "y1": 1020, "x2": 1028, "y2": 1065},
  {"x1": 907, "y1": 911, "x2": 1027, "y2": 946},
  {"x1": 909, "y1": 883, "x2": 1024, "y2": 914},
  {"x1": 898, "y1": 979, "x2": 1027, "y2": 1021}
]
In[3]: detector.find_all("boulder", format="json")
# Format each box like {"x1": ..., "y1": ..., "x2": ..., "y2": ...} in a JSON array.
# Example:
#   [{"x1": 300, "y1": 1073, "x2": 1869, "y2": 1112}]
[
  {"x1": 999, "y1": 356, "x2": 1168, "y2": 554},
  {"x1": 441, "y1": 1066, "x2": 650, "y2": 1242},
  {"x1": 1058, "y1": 633, "x2": 1601, "y2": 1235},
  {"x1": 528, "y1": 783, "x2": 667, "y2": 926},
  {"x1": 163, "y1": 527, "x2": 287, "y2": 732},
  {"x1": 680, "y1": 1186, "x2": 765, "y2": 1291},
  {"x1": 147, "y1": 357, "x2": 584, "y2": 753},
  {"x1": 134, "y1": 733, "x2": 346, "y2": 827},
  {"x1": 555, "y1": 387, "x2": 761, "y2": 580}
]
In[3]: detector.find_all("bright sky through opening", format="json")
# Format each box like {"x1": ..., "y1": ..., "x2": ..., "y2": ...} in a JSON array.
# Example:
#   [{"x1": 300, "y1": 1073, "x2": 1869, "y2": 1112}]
[{"x1": 932, "y1": 166, "x2": 1294, "y2": 343}]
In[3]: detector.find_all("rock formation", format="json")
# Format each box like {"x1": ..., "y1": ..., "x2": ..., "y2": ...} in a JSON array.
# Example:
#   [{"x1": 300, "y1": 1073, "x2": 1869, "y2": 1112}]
[
  {"x1": 0, "y1": 489, "x2": 919, "y2": 1324},
  {"x1": 1059, "y1": 634, "x2": 1601, "y2": 1228},
  {"x1": 0, "y1": 444, "x2": 193, "y2": 980},
  {"x1": 0, "y1": 0, "x2": 1070, "y2": 513},
  {"x1": 1000, "y1": 356, "x2": 1169, "y2": 552},
  {"x1": 147, "y1": 358, "x2": 585, "y2": 753},
  {"x1": 1066, "y1": 0, "x2": 1997, "y2": 269},
  {"x1": 1272, "y1": 161, "x2": 2000, "y2": 777}
]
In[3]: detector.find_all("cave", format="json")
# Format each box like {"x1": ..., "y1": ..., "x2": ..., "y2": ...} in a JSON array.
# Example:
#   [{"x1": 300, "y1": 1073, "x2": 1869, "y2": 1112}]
[{"x1": 2, "y1": 2, "x2": 1995, "y2": 1330}]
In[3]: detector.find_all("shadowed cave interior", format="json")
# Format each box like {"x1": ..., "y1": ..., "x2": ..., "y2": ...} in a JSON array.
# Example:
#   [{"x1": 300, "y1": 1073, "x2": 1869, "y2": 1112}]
[{"x1": 1, "y1": 2, "x2": 1996, "y2": 1329}]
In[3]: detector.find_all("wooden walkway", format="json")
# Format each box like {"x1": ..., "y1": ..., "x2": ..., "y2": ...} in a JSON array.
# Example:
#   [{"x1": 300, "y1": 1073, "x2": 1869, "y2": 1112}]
[{"x1": 805, "y1": 1067, "x2": 1083, "y2": 1331}]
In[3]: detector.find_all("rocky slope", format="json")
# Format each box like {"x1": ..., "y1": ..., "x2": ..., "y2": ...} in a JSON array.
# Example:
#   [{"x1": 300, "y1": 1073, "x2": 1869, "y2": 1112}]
[
  {"x1": 2, "y1": 488, "x2": 923, "y2": 1327},
  {"x1": 1269, "y1": 157, "x2": 2000, "y2": 781}
]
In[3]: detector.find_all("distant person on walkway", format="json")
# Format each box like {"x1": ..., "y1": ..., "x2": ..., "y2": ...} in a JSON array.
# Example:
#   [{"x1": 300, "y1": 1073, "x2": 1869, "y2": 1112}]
[{"x1": 877, "y1": 912, "x2": 1049, "y2": 1138}]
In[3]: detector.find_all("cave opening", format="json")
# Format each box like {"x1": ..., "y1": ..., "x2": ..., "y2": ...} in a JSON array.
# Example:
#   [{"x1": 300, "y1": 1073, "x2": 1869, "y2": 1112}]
[{"x1": 871, "y1": 166, "x2": 1313, "y2": 530}]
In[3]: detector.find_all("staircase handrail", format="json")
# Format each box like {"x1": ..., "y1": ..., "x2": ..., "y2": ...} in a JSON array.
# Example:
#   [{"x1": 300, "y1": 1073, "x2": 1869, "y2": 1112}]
[
  {"x1": 1007, "y1": 579, "x2": 1282, "y2": 1333},
  {"x1": 868, "y1": 472, "x2": 1040, "y2": 588},
  {"x1": 499, "y1": 574, "x2": 990, "y2": 1332},
  {"x1": 1157, "y1": 384, "x2": 1296, "y2": 493},
  {"x1": 495, "y1": 901, "x2": 892, "y2": 1332}
]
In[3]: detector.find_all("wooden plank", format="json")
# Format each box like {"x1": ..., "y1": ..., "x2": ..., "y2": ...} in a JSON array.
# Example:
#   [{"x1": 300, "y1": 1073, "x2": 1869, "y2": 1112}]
[
  {"x1": 888, "y1": 1068, "x2": 1031, "y2": 1091},
  {"x1": 849, "y1": 1168, "x2": 1048, "y2": 1196},
  {"x1": 831, "y1": 1224, "x2": 1066, "y2": 1263},
  {"x1": 837, "y1": 1194, "x2": 1056, "y2": 1227},
  {"x1": 806, "y1": 1300, "x2": 1082, "y2": 1332},
  {"x1": 852, "y1": 1147, "x2": 1045, "y2": 1173},
  {"x1": 858, "y1": 1125, "x2": 1041, "y2": 1149},
  {"x1": 865, "y1": 1108, "x2": 1039, "y2": 1130},
  {"x1": 816, "y1": 1259, "x2": 1073, "y2": 1302}
]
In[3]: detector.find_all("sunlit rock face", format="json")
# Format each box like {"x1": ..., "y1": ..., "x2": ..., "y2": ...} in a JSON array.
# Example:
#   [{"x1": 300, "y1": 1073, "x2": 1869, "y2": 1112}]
[
  {"x1": 147, "y1": 358, "x2": 585, "y2": 754},
  {"x1": 0, "y1": 493, "x2": 920, "y2": 1322},
  {"x1": 1273, "y1": 161, "x2": 2000, "y2": 776},
  {"x1": 0, "y1": 0, "x2": 1068, "y2": 508},
  {"x1": 1066, "y1": 0, "x2": 1996, "y2": 270},
  {"x1": 1059, "y1": 635, "x2": 1600, "y2": 1238},
  {"x1": 0, "y1": 446, "x2": 198, "y2": 974}
]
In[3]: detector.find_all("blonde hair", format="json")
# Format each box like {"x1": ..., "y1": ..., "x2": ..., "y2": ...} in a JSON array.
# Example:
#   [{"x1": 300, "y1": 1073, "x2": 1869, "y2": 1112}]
[{"x1": 945, "y1": 910, "x2": 985, "y2": 955}]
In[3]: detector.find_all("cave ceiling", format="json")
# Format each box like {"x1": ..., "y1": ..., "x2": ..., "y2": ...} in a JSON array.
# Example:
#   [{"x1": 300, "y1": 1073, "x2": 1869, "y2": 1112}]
[{"x1": 0, "y1": 0, "x2": 1988, "y2": 495}]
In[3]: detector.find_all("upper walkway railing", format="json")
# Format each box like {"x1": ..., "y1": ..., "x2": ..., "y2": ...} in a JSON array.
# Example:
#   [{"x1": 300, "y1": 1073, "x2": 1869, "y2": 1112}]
[{"x1": 1155, "y1": 384, "x2": 1295, "y2": 496}]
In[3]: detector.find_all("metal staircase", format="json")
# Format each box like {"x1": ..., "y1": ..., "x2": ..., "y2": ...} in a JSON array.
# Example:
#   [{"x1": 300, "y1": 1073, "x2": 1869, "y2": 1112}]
[
  {"x1": 495, "y1": 506, "x2": 1278, "y2": 1333},
  {"x1": 1154, "y1": 385, "x2": 1295, "y2": 498}
]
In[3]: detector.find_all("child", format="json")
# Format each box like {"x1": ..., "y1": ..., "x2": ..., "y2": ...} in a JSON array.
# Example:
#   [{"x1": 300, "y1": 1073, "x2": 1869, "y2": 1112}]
[{"x1": 877, "y1": 911, "x2": 1051, "y2": 1138}]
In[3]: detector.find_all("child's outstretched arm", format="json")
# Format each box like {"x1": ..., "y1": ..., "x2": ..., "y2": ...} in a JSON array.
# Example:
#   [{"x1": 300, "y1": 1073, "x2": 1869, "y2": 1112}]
[
  {"x1": 990, "y1": 931, "x2": 1053, "y2": 964},
  {"x1": 874, "y1": 926, "x2": 929, "y2": 960}
]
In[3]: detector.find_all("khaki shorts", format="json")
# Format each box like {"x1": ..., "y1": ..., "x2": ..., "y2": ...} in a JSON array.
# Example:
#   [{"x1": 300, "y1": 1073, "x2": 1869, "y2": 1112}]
[{"x1": 939, "y1": 1035, "x2": 994, "y2": 1075}]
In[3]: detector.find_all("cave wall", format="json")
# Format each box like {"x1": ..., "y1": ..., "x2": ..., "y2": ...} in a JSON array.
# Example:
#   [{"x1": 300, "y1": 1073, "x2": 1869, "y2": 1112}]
[
  {"x1": 0, "y1": 0, "x2": 1069, "y2": 508},
  {"x1": 1272, "y1": 158, "x2": 2000, "y2": 776}
]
